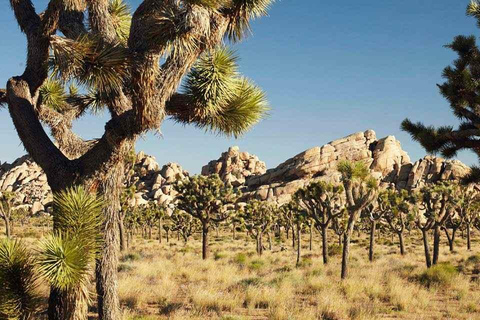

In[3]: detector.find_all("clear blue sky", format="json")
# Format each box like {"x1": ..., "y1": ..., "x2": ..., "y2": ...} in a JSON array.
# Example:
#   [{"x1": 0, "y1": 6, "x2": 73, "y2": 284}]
[{"x1": 0, "y1": 0, "x2": 478, "y2": 173}]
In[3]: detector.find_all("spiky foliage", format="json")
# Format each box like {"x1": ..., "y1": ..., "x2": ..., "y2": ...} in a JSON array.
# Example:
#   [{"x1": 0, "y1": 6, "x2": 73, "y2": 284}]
[
  {"x1": 182, "y1": 48, "x2": 269, "y2": 137},
  {"x1": 380, "y1": 189, "x2": 415, "y2": 235},
  {"x1": 401, "y1": 2, "x2": 480, "y2": 183},
  {"x1": 38, "y1": 187, "x2": 103, "y2": 292},
  {"x1": 50, "y1": 36, "x2": 129, "y2": 94},
  {"x1": 0, "y1": 239, "x2": 40, "y2": 319},
  {"x1": 109, "y1": 0, "x2": 132, "y2": 44},
  {"x1": 224, "y1": 0, "x2": 275, "y2": 42},
  {"x1": 39, "y1": 79, "x2": 68, "y2": 112}
]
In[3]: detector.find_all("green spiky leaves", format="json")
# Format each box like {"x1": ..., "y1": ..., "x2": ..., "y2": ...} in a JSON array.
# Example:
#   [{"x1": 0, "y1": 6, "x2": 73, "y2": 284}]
[
  {"x1": 37, "y1": 235, "x2": 91, "y2": 291},
  {"x1": 182, "y1": 47, "x2": 269, "y2": 137},
  {"x1": 109, "y1": 0, "x2": 132, "y2": 44},
  {"x1": 185, "y1": 47, "x2": 240, "y2": 108},
  {"x1": 37, "y1": 186, "x2": 103, "y2": 292},
  {"x1": 225, "y1": 0, "x2": 275, "y2": 42},
  {"x1": 0, "y1": 239, "x2": 40, "y2": 319},
  {"x1": 337, "y1": 160, "x2": 370, "y2": 182},
  {"x1": 50, "y1": 35, "x2": 129, "y2": 94}
]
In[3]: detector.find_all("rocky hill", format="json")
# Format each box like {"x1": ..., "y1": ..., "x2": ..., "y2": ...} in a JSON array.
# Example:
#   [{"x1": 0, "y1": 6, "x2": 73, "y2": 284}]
[{"x1": 0, "y1": 129, "x2": 471, "y2": 211}]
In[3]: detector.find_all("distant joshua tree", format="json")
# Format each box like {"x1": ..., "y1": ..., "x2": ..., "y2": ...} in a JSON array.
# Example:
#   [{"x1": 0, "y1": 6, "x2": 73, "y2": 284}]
[
  {"x1": 0, "y1": 191, "x2": 18, "y2": 238},
  {"x1": 337, "y1": 160, "x2": 378, "y2": 279},
  {"x1": 293, "y1": 181, "x2": 345, "y2": 264},
  {"x1": 174, "y1": 174, "x2": 239, "y2": 259},
  {"x1": 240, "y1": 200, "x2": 276, "y2": 256}
]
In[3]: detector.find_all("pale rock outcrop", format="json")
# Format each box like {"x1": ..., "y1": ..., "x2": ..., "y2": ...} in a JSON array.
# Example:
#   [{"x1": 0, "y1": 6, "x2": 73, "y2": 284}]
[{"x1": 202, "y1": 146, "x2": 266, "y2": 187}]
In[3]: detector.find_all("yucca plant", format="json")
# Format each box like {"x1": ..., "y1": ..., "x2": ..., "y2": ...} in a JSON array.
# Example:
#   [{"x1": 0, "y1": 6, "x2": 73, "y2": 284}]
[{"x1": 0, "y1": 239, "x2": 41, "y2": 319}]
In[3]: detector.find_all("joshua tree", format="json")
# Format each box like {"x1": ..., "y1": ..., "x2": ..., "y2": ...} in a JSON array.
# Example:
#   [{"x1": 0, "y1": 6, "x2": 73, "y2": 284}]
[
  {"x1": 0, "y1": 186, "x2": 103, "y2": 320},
  {"x1": 362, "y1": 202, "x2": 384, "y2": 262},
  {"x1": 280, "y1": 202, "x2": 297, "y2": 248},
  {"x1": 2, "y1": 1, "x2": 271, "y2": 318},
  {"x1": 401, "y1": 1, "x2": 480, "y2": 183},
  {"x1": 170, "y1": 209, "x2": 200, "y2": 244},
  {"x1": 240, "y1": 199, "x2": 276, "y2": 256},
  {"x1": 415, "y1": 183, "x2": 455, "y2": 267},
  {"x1": 293, "y1": 181, "x2": 345, "y2": 264},
  {"x1": 175, "y1": 174, "x2": 239, "y2": 259},
  {"x1": 381, "y1": 189, "x2": 413, "y2": 256},
  {"x1": 337, "y1": 160, "x2": 378, "y2": 279},
  {"x1": 452, "y1": 186, "x2": 479, "y2": 251},
  {"x1": 0, "y1": 192, "x2": 18, "y2": 238}
]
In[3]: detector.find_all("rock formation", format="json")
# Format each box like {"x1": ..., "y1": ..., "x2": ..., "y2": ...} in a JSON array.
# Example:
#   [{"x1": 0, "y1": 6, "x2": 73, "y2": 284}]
[
  {"x1": 201, "y1": 146, "x2": 266, "y2": 187},
  {"x1": 0, "y1": 129, "x2": 472, "y2": 211},
  {"x1": 129, "y1": 152, "x2": 188, "y2": 206},
  {"x1": 232, "y1": 130, "x2": 469, "y2": 204}
]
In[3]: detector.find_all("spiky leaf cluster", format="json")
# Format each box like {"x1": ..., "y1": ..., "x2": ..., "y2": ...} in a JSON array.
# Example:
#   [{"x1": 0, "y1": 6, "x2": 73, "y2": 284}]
[
  {"x1": 50, "y1": 35, "x2": 129, "y2": 94},
  {"x1": 182, "y1": 48, "x2": 269, "y2": 137},
  {"x1": 170, "y1": 209, "x2": 201, "y2": 241},
  {"x1": 224, "y1": 0, "x2": 275, "y2": 42},
  {"x1": 109, "y1": 0, "x2": 132, "y2": 44},
  {"x1": 0, "y1": 239, "x2": 40, "y2": 319},
  {"x1": 38, "y1": 186, "x2": 103, "y2": 292}
]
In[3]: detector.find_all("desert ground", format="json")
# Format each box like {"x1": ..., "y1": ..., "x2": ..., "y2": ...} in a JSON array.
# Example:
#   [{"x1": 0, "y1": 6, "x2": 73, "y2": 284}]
[{"x1": 4, "y1": 219, "x2": 480, "y2": 320}]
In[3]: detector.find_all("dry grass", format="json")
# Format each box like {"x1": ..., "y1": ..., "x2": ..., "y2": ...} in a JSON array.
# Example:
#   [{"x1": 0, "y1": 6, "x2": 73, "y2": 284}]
[{"x1": 2, "y1": 219, "x2": 480, "y2": 319}]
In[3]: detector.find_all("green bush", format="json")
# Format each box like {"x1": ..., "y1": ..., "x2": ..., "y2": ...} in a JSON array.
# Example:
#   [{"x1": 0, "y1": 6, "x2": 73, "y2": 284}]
[
  {"x1": 249, "y1": 259, "x2": 265, "y2": 271},
  {"x1": 214, "y1": 252, "x2": 227, "y2": 260},
  {"x1": 233, "y1": 253, "x2": 247, "y2": 265},
  {"x1": 419, "y1": 263, "x2": 458, "y2": 288},
  {"x1": 120, "y1": 252, "x2": 141, "y2": 262}
]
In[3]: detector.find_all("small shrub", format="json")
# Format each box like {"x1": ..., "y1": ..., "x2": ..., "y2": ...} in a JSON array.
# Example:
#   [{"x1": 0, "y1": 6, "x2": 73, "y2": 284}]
[
  {"x1": 419, "y1": 263, "x2": 458, "y2": 288},
  {"x1": 214, "y1": 252, "x2": 227, "y2": 260},
  {"x1": 121, "y1": 252, "x2": 141, "y2": 262},
  {"x1": 249, "y1": 259, "x2": 265, "y2": 271},
  {"x1": 233, "y1": 253, "x2": 247, "y2": 266}
]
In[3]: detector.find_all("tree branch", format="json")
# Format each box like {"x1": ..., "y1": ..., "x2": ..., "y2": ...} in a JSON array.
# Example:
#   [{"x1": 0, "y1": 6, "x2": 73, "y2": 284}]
[
  {"x1": 7, "y1": 77, "x2": 74, "y2": 189},
  {"x1": 9, "y1": 0, "x2": 40, "y2": 34}
]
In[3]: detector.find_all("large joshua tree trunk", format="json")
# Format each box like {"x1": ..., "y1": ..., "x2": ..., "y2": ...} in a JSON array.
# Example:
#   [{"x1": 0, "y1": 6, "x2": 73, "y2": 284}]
[
  {"x1": 421, "y1": 229, "x2": 432, "y2": 268},
  {"x1": 158, "y1": 218, "x2": 163, "y2": 244},
  {"x1": 96, "y1": 159, "x2": 127, "y2": 320}
]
